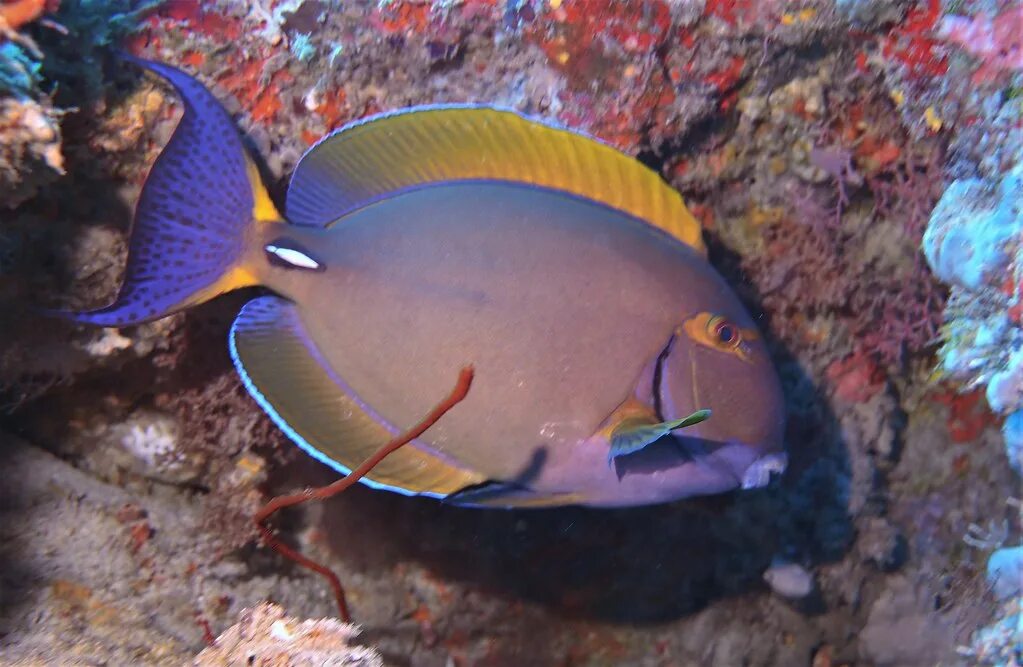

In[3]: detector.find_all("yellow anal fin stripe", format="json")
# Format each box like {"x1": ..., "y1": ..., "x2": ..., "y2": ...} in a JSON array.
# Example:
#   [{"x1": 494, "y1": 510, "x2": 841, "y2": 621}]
[{"x1": 230, "y1": 296, "x2": 486, "y2": 497}]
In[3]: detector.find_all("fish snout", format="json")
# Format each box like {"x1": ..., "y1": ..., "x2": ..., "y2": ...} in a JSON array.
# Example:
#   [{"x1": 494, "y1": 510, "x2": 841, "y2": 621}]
[
  {"x1": 739, "y1": 450, "x2": 788, "y2": 489},
  {"x1": 660, "y1": 341, "x2": 787, "y2": 492}
]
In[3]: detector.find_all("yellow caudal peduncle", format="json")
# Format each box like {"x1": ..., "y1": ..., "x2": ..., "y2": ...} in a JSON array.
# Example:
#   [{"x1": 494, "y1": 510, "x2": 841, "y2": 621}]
[
  {"x1": 197, "y1": 158, "x2": 284, "y2": 297},
  {"x1": 247, "y1": 157, "x2": 283, "y2": 223}
]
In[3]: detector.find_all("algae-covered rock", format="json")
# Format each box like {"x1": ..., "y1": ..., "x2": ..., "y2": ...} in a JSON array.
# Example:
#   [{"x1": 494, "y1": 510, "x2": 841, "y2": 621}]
[
  {"x1": 0, "y1": 96, "x2": 63, "y2": 208},
  {"x1": 193, "y1": 603, "x2": 382, "y2": 667}
]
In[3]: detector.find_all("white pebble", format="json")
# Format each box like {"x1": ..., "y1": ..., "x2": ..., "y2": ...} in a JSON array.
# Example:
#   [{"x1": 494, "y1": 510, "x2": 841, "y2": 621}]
[{"x1": 763, "y1": 560, "x2": 815, "y2": 599}]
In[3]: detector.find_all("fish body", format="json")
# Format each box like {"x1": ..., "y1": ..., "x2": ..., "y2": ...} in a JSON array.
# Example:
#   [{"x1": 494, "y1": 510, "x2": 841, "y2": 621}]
[{"x1": 71, "y1": 57, "x2": 787, "y2": 508}]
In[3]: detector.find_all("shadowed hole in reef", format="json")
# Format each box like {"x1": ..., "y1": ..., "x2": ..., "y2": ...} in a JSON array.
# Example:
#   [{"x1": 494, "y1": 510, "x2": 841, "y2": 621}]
[
  {"x1": 252, "y1": 186, "x2": 853, "y2": 626},
  {"x1": 3, "y1": 252, "x2": 854, "y2": 629},
  {"x1": 269, "y1": 341, "x2": 851, "y2": 626},
  {"x1": 4, "y1": 217, "x2": 854, "y2": 629}
]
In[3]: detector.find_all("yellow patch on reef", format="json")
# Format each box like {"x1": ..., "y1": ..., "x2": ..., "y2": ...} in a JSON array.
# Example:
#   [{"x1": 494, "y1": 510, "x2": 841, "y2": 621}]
[
  {"x1": 748, "y1": 205, "x2": 785, "y2": 227},
  {"x1": 781, "y1": 8, "x2": 816, "y2": 24},
  {"x1": 924, "y1": 106, "x2": 943, "y2": 132},
  {"x1": 889, "y1": 89, "x2": 905, "y2": 107},
  {"x1": 246, "y1": 157, "x2": 281, "y2": 223}
]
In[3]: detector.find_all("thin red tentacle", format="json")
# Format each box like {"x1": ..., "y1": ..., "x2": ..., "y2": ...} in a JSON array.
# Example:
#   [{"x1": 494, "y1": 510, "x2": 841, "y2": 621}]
[{"x1": 253, "y1": 365, "x2": 475, "y2": 622}]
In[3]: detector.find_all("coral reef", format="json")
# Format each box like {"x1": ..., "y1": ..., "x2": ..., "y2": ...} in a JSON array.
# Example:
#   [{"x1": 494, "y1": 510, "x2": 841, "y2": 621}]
[
  {"x1": 0, "y1": 434, "x2": 339, "y2": 665},
  {"x1": 962, "y1": 597, "x2": 1022, "y2": 666},
  {"x1": 193, "y1": 603, "x2": 382, "y2": 667},
  {"x1": 0, "y1": 95, "x2": 62, "y2": 207},
  {"x1": 937, "y1": 5, "x2": 1023, "y2": 81},
  {"x1": 0, "y1": 1, "x2": 50, "y2": 97},
  {"x1": 1, "y1": 0, "x2": 1020, "y2": 664},
  {"x1": 986, "y1": 544, "x2": 1023, "y2": 601},
  {"x1": 912, "y1": 5, "x2": 1023, "y2": 656},
  {"x1": 0, "y1": 0, "x2": 157, "y2": 206},
  {"x1": 925, "y1": 159, "x2": 1022, "y2": 471},
  {"x1": 958, "y1": 497, "x2": 1023, "y2": 665},
  {"x1": 0, "y1": 0, "x2": 61, "y2": 206}
]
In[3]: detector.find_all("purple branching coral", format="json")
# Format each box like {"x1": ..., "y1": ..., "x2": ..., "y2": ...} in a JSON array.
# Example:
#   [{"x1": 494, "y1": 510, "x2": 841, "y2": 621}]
[
  {"x1": 744, "y1": 133, "x2": 947, "y2": 373},
  {"x1": 716, "y1": 55, "x2": 950, "y2": 376},
  {"x1": 808, "y1": 145, "x2": 860, "y2": 226},
  {"x1": 850, "y1": 267, "x2": 945, "y2": 370},
  {"x1": 854, "y1": 146, "x2": 948, "y2": 366},
  {"x1": 753, "y1": 185, "x2": 849, "y2": 314}
]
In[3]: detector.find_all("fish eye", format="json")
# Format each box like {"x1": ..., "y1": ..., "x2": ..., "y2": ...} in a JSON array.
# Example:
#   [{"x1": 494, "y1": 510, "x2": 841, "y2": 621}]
[
  {"x1": 683, "y1": 312, "x2": 754, "y2": 362},
  {"x1": 708, "y1": 316, "x2": 741, "y2": 348}
]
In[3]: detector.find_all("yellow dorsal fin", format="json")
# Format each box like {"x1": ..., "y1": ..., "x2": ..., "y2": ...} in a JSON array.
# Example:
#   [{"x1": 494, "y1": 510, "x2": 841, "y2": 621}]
[
  {"x1": 230, "y1": 296, "x2": 486, "y2": 497},
  {"x1": 286, "y1": 106, "x2": 705, "y2": 255}
]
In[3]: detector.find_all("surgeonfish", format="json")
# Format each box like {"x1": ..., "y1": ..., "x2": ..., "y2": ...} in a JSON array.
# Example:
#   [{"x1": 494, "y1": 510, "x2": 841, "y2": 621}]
[{"x1": 70, "y1": 56, "x2": 787, "y2": 508}]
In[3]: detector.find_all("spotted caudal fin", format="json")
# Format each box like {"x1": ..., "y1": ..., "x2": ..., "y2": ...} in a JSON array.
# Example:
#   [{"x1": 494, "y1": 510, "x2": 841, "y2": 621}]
[{"x1": 68, "y1": 55, "x2": 280, "y2": 327}]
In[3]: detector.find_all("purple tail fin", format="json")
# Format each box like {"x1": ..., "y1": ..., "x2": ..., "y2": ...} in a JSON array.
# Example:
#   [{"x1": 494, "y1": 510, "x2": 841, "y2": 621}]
[{"x1": 69, "y1": 55, "x2": 266, "y2": 327}]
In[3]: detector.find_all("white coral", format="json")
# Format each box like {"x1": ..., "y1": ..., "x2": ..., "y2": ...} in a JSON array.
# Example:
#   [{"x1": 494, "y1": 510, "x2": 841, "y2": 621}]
[{"x1": 119, "y1": 414, "x2": 178, "y2": 468}]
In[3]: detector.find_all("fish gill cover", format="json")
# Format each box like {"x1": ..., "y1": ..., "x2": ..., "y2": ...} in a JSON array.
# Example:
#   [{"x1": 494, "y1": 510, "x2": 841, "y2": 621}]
[{"x1": 0, "y1": 0, "x2": 1020, "y2": 664}]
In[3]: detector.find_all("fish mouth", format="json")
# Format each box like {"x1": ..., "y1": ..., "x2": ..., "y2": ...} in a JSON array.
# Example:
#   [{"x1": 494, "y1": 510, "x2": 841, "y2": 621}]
[
  {"x1": 649, "y1": 333, "x2": 786, "y2": 494},
  {"x1": 671, "y1": 437, "x2": 786, "y2": 492},
  {"x1": 685, "y1": 340, "x2": 786, "y2": 461},
  {"x1": 740, "y1": 451, "x2": 788, "y2": 489}
]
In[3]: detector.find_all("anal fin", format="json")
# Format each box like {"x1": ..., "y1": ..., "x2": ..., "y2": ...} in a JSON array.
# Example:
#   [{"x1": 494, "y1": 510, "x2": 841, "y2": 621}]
[{"x1": 229, "y1": 296, "x2": 485, "y2": 497}]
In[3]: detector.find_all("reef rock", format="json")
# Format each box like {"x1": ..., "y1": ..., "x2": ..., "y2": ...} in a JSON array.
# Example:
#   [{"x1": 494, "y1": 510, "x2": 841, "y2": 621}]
[{"x1": 193, "y1": 603, "x2": 382, "y2": 667}]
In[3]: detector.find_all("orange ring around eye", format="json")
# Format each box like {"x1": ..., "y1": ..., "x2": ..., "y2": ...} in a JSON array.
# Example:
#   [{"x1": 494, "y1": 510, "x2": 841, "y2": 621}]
[{"x1": 709, "y1": 316, "x2": 741, "y2": 348}]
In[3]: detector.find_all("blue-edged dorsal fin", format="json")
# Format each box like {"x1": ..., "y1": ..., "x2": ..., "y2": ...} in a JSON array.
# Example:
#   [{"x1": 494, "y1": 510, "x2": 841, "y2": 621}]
[
  {"x1": 230, "y1": 296, "x2": 486, "y2": 497},
  {"x1": 65, "y1": 55, "x2": 278, "y2": 327},
  {"x1": 285, "y1": 106, "x2": 706, "y2": 255}
]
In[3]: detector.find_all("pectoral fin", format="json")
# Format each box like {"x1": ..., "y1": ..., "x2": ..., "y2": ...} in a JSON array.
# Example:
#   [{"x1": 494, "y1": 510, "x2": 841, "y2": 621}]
[{"x1": 608, "y1": 410, "x2": 711, "y2": 463}]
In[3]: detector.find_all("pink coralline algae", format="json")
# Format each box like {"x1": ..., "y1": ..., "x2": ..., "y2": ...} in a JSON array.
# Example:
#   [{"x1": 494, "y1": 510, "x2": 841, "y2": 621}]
[
  {"x1": 826, "y1": 351, "x2": 886, "y2": 403},
  {"x1": 849, "y1": 268, "x2": 946, "y2": 371},
  {"x1": 879, "y1": 0, "x2": 949, "y2": 79},
  {"x1": 937, "y1": 6, "x2": 1023, "y2": 79}
]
